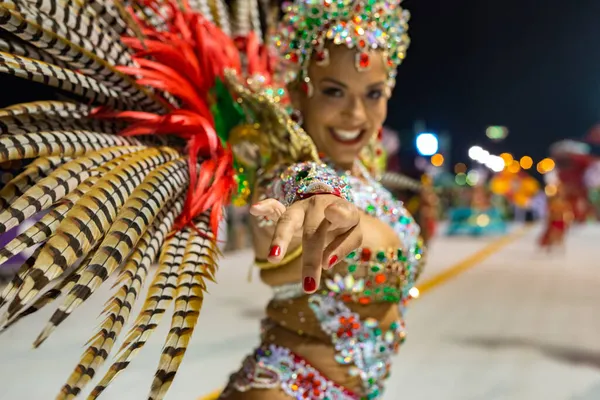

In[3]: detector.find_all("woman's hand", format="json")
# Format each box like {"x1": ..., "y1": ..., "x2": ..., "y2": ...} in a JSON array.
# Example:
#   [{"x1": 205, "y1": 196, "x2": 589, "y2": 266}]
[{"x1": 250, "y1": 195, "x2": 362, "y2": 293}]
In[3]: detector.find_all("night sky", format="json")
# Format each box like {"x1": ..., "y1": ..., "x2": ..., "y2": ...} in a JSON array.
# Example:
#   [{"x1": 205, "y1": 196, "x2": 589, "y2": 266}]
[{"x1": 391, "y1": 0, "x2": 600, "y2": 165}]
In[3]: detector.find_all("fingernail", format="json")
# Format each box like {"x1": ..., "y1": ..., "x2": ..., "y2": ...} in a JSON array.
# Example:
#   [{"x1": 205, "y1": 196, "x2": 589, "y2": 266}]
[
  {"x1": 303, "y1": 276, "x2": 316, "y2": 292},
  {"x1": 269, "y1": 245, "x2": 281, "y2": 258},
  {"x1": 328, "y1": 255, "x2": 338, "y2": 268}
]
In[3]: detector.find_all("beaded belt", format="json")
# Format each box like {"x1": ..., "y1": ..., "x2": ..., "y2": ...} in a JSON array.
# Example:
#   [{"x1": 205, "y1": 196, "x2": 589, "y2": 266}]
[{"x1": 225, "y1": 344, "x2": 358, "y2": 400}]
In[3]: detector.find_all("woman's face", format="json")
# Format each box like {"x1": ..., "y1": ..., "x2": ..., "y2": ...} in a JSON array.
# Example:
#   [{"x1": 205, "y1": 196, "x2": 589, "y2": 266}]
[{"x1": 291, "y1": 45, "x2": 390, "y2": 170}]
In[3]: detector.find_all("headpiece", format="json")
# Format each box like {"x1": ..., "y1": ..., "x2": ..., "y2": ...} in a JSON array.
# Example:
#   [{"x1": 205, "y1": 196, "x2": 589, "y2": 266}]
[{"x1": 274, "y1": 0, "x2": 411, "y2": 88}]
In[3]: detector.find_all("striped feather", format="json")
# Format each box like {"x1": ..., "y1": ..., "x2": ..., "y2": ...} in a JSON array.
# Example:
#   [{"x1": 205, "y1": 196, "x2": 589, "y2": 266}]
[
  {"x1": 0, "y1": 32, "x2": 68, "y2": 68},
  {"x1": 0, "y1": 148, "x2": 145, "y2": 267},
  {"x1": 0, "y1": 244, "x2": 42, "y2": 313},
  {"x1": 0, "y1": 146, "x2": 143, "y2": 235},
  {"x1": 149, "y1": 214, "x2": 217, "y2": 400},
  {"x1": 0, "y1": 130, "x2": 141, "y2": 163},
  {"x1": 0, "y1": 156, "x2": 69, "y2": 211},
  {"x1": 0, "y1": 3, "x2": 164, "y2": 111},
  {"x1": 0, "y1": 243, "x2": 100, "y2": 328},
  {"x1": 0, "y1": 101, "x2": 92, "y2": 120},
  {"x1": 90, "y1": 228, "x2": 191, "y2": 399},
  {"x1": 18, "y1": 0, "x2": 134, "y2": 68},
  {"x1": 34, "y1": 158, "x2": 189, "y2": 348},
  {"x1": 0, "y1": 117, "x2": 126, "y2": 136},
  {"x1": 0, "y1": 148, "x2": 181, "y2": 317},
  {"x1": 0, "y1": 51, "x2": 130, "y2": 111},
  {"x1": 0, "y1": 261, "x2": 81, "y2": 330},
  {"x1": 0, "y1": 148, "x2": 146, "y2": 313},
  {"x1": 83, "y1": 0, "x2": 142, "y2": 38},
  {"x1": 59, "y1": 196, "x2": 185, "y2": 398}
]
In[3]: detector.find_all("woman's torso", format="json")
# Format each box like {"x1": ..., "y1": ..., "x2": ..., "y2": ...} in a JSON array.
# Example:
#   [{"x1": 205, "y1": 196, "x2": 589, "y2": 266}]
[{"x1": 254, "y1": 161, "x2": 423, "y2": 397}]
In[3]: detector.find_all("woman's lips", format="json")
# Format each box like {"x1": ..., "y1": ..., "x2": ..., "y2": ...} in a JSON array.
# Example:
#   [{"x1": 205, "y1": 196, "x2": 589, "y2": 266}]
[{"x1": 329, "y1": 128, "x2": 365, "y2": 145}]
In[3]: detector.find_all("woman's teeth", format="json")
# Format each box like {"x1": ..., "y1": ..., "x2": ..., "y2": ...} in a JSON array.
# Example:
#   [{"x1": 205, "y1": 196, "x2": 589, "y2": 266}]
[{"x1": 332, "y1": 129, "x2": 362, "y2": 142}]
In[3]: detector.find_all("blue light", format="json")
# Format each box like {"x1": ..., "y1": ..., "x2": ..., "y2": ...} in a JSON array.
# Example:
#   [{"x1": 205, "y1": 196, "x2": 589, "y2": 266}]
[{"x1": 415, "y1": 133, "x2": 439, "y2": 156}]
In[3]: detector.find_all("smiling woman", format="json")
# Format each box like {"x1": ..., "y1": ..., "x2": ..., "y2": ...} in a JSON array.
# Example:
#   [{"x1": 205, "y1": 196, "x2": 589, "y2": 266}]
[
  {"x1": 289, "y1": 44, "x2": 390, "y2": 170},
  {"x1": 0, "y1": 0, "x2": 425, "y2": 399}
]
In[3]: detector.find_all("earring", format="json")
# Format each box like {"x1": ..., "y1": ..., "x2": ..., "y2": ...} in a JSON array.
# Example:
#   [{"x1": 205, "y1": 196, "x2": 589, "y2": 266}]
[
  {"x1": 291, "y1": 109, "x2": 303, "y2": 126},
  {"x1": 301, "y1": 76, "x2": 314, "y2": 98}
]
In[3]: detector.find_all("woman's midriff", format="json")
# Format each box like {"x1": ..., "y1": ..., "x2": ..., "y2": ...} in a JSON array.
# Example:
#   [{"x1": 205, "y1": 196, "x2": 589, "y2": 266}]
[
  {"x1": 263, "y1": 297, "x2": 400, "y2": 395},
  {"x1": 256, "y1": 213, "x2": 404, "y2": 396}
]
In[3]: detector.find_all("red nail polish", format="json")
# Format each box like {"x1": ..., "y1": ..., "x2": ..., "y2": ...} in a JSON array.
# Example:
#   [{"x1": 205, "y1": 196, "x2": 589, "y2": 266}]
[
  {"x1": 328, "y1": 255, "x2": 338, "y2": 268},
  {"x1": 269, "y1": 245, "x2": 281, "y2": 257},
  {"x1": 303, "y1": 276, "x2": 316, "y2": 292}
]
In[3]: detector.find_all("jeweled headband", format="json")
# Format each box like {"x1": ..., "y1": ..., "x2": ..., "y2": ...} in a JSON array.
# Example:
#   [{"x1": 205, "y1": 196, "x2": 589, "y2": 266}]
[{"x1": 273, "y1": 0, "x2": 411, "y2": 88}]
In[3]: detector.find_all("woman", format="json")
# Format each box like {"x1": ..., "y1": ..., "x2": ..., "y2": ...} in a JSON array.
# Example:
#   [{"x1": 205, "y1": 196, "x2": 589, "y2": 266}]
[
  {"x1": 0, "y1": 0, "x2": 423, "y2": 399},
  {"x1": 539, "y1": 185, "x2": 572, "y2": 251},
  {"x1": 219, "y1": 1, "x2": 425, "y2": 398}
]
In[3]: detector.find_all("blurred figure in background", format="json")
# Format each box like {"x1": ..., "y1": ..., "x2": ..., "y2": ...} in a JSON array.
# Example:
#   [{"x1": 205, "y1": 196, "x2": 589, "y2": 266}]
[{"x1": 539, "y1": 185, "x2": 573, "y2": 251}]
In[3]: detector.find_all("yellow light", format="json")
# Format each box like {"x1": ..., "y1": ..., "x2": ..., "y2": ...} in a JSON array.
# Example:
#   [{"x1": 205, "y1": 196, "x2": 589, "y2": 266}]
[
  {"x1": 507, "y1": 160, "x2": 521, "y2": 174},
  {"x1": 500, "y1": 153, "x2": 513, "y2": 166},
  {"x1": 538, "y1": 158, "x2": 555, "y2": 174},
  {"x1": 545, "y1": 184, "x2": 558, "y2": 196},
  {"x1": 520, "y1": 156, "x2": 533, "y2": 170},
  {"x1": 454, "y1": 162, "x2": 467, "y2": 174},
  {"x1": 431, "y1": 153, "x2": 444, "y2": 167},
  {"x1": 409, "y1": 287, "x2": 420, "y2": 299},
  {"x1": 536, "y1": 162, "x2": 545, "y2": 174}
]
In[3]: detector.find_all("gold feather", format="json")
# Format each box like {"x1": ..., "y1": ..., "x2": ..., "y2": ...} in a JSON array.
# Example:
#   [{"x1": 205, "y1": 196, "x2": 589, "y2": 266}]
[
  {"x1": 34, "y1": 157, "x2": 189, "y2": 348},
  {"x1": 0, "y1": 51, "x2": 133, "y2": 111},
  {"x1": 81, "y1": 0, "x2": 142, "y2": 38},
  {"x1": 90, "y1": 227, "x2": 192, "y2": 399},
  {"x1": 149, "y1": 213, "x2": 218, "y2": 400},
  {"x1": 0, "y1": 146, "x2": 144, "y2": 235},
  {"x1": 0, "y1": 129, "x2": 141, "y2": 163},
  {"x1": 59, "y1": 196, "x2": 185, "y2": 398},
  {"x1": 0, "y1": 101, "x2": 92, "y2": 120},
  {"x1": 0, "y1": 147, "x2": 145, "y2": 268},
  {"x1": 14, "y1": 0, "x2": 134, "y2": 68},
  {"x1": 0, "y1": 148, "x2": 181, "y2": 319},
  {"x1": 0, "y1": 243, "x2": 101, "y2": 330},
  {"x1": 0, "y1": 3, "x2": 165, "y2": 112},
  {"x1": 0, "y1": 156, "x2": 70, "y2": 211},
  {"x1": 0, "y1": 147, "x2": 146, "y2": 317},
  {"x1": 0, "y1": 32, "x2": 69, "y2": 68},
  {"x1": 0, "y1": 117, "x2": 126, "y2": 136}
]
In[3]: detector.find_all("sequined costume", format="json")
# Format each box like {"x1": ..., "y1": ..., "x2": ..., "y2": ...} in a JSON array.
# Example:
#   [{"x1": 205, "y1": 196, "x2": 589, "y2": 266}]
[{"x1": 0, "y1": 0, "x2": 425, "y2": 399}]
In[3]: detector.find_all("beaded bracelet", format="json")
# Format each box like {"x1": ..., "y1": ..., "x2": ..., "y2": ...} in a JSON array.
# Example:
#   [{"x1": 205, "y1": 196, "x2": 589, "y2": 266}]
[{"x1": 272, "y1": 162, "x2": 353, "y2": 207}]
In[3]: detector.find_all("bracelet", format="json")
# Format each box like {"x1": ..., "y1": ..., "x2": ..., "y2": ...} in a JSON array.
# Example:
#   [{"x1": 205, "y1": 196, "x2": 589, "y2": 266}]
[{"x1": 276, "y1": 162, "x2": 353, "y2": 207}]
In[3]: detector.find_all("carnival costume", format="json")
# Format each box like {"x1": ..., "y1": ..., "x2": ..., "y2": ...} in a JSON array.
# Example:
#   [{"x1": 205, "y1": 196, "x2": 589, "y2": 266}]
[{"x1": 0, "y1": 0, "x2": 424, "y2": 400}]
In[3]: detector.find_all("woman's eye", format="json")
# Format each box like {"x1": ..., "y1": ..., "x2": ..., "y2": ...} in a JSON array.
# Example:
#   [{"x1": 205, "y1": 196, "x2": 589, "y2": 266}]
[
  {"x1": 322, "y1": 87, "x2": 343, "y2": 98},
  {"x1": 367, "y1": 89, "x2": 384, "y2": 100}
]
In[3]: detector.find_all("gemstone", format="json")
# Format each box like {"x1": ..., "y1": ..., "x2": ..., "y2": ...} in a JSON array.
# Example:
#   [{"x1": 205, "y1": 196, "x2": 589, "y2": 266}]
[
  {"x1": 371, "y1": 265, "x2": 380, "y2": 272},
  {"x1": 376, "y1": 251, "x2": 386, "y2": 262},
  {"x1": 359, "y1": 52, "x2": 370, "y2": 69},
  {"x1": 361, "y1": 248, "x2": 372, "y2": 261},
  {"x1": 348, "y1": 264, "x2": 357, "y2": 272}
]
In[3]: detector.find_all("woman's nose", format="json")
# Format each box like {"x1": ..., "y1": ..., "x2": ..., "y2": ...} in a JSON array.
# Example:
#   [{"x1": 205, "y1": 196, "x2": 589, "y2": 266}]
[{"x1": 342, "y1": 96, "x2": 367, "y2": 121}]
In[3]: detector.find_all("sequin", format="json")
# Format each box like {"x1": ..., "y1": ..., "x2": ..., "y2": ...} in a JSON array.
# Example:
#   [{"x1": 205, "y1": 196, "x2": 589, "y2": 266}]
[{"x1": 309, "y1": 294, "x2": 406, "y2": 399}]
